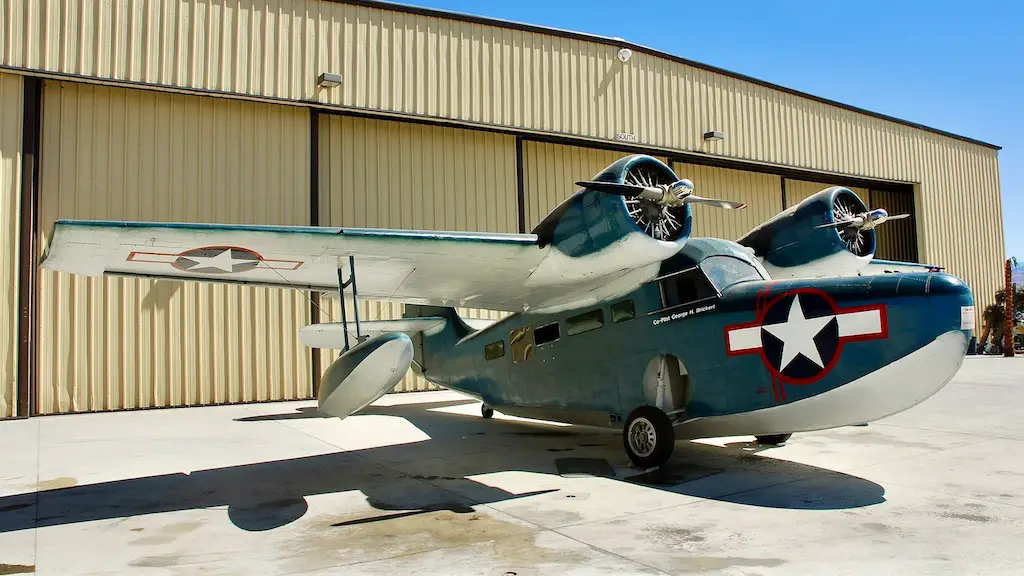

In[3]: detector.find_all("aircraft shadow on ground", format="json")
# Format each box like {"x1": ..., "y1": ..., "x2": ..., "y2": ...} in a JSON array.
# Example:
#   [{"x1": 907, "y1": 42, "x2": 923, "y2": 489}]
[{"x1": 0, "y1": 399, "x2": 885, "y2": 533}]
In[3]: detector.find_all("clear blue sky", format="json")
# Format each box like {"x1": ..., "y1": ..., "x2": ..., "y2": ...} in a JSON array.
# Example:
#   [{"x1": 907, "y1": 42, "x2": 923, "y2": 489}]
[{"x1": 401, "y1": 0, "x2": 1021, "y2": 258}]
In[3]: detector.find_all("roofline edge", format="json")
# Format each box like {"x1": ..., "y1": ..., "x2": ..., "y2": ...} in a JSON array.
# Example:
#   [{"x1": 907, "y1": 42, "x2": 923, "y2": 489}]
[{"x1": 342, "y1": 0, "x2": 1001, "y2": 151}]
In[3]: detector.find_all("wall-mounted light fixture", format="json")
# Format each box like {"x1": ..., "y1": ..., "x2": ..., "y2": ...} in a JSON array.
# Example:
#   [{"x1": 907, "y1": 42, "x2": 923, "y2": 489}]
[
  {"x1": 317, "y1": 72, "x2": 342, "y2": 88},
  {"x1": 703, "y1": 130, "x2": 725, "y2": 142},
  {"x1": 617, "y1": 48, "x2": 632, "y2": 63}
]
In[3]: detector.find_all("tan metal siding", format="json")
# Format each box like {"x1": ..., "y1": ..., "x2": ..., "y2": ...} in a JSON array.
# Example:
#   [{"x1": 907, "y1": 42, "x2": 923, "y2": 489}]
[
  {"x1": 913, "y1": 141, "x2": 1003, "y2": 325},
  {"x1": 0, "y1": 1, "x2": 992, "y2": 175},
  {"x1": 870, "y1": 189, "x2": 917, "y2": 262},
  {"x1": 522, "y1": 141, "x2": 667, "y2": 229},
  {"x1": 671, "y1": 162, "x2": 783, "y2": 242},
  {"x1": 317, "y1": 115, "x2": 515, "y2": 392},
  {"x1": 36, "y1": 81, "x2": 312, "y2": 414},
  {"x1": 0, "y1": 71, "x2": 21, "y2": 418}
]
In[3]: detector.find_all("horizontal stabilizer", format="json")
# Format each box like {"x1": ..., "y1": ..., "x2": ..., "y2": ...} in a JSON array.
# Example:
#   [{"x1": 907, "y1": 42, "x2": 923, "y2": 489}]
[
  {"x1": 299, "y1": 318, "x2": 447, "y2": 348},
  {"x1": 299, "y1": 317, "x2": 498, "y2": 348}
]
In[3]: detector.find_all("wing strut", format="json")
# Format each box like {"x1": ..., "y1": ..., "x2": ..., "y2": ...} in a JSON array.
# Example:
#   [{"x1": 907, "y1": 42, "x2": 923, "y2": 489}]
[{"x1": 336, "y1": 255, "x2": 364, "y2": 352}]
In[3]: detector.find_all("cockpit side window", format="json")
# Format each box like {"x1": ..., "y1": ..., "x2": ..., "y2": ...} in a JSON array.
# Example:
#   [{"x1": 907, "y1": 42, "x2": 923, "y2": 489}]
[
  {"x1": 699, "y1": 256, "x2": 764, "y2": 291},
  {"x1": 658, "y1": 267, "x2": 718, "y2": 310}
]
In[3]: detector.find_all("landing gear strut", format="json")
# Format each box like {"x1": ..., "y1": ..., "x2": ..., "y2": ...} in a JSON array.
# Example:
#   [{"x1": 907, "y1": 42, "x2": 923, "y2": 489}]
[
  {"x1": 622, "y1": 406, "x2": 675, "y2": 469},
  {"x1": 481, "y1": 404, "x2": 494, "y2": 419},
  {"x1": 755, "y1": 433, "x2": 792, "y2": 445}
]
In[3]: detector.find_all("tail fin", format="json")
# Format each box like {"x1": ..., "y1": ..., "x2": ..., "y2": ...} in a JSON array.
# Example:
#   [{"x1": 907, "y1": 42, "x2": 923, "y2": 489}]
[
  {"x1": 401, "y1": 305, "x2": 472, "y2": 338},
  {"x1": 298, "y1": 305, "x2": 493, "y2": 376},
  {"x1": 401, "y1": 305, "x2": 474, "y2": 375}
]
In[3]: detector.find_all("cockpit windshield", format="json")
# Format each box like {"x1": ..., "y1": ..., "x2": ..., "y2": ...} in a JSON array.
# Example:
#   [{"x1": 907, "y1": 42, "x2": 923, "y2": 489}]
[{"x1": 699, "y1": 256, "x2": 764, "y2": 291}]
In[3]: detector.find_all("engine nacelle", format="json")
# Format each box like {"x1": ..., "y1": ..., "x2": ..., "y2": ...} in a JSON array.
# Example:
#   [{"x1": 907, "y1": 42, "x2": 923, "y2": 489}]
[
  {"x1": 317, "y1": 332, "x2": 414, "y2": 419},
  {"x1": 738, "y1": 187, "x2": 875, "y2": 279},
  {"x1": 526, "y1": 155, "x2": 692, "y2": 286}
]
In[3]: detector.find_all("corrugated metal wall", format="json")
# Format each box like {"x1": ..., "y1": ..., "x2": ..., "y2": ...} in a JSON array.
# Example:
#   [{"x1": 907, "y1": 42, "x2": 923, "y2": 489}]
[
  {"x1": 870, "y1": 189, "x2": 917, "y2": 262},
  {"x1": 36, "y1": 81, "x2": 312, "y2": 414},
  {"x1": 0, "y1": 71, "x2": 21, "y2": 419},
  {"x1": 0, "y1": 0, "x2": 997, "y2": 169},
  {"x1": 672, "y1": 162, "x2": 782, "y2": 241},
  {"x1": 317, "y1": 115, "x2": 515, "y2": 392},
  {"x1": 522, "y1": 141, "x2": 667, "y2": 228}
]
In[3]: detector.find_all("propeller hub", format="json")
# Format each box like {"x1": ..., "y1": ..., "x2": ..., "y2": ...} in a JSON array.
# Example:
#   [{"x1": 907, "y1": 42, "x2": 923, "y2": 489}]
[{"x1": 659, "y1": 179, "x2": 694, "y2": 207}]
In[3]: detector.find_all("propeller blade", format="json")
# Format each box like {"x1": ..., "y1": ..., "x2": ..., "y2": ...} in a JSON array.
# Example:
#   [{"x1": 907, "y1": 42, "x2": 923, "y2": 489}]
[
  {"x1": 815, "y1": 219, "x2": 857, "y2": 229},
  {"x1": 575, "y1": 180, "x2": 647, "y2": 195},
  {"x1": 576, "y1": 180, "x2": 668, "y2": 203},
  {"x1": 683, "y1": 196, "x2": 746, "y2": 210}
]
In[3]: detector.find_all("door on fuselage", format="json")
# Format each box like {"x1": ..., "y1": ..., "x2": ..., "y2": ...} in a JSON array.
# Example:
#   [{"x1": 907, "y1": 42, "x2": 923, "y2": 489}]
[
  {"x1": 473, "y1": 331, "x2": 512, "y2": 405},
  {"x1": 506, "y1": 321, "x2": 559, "y2": 406},
  {"x1": 506, "y1": 302, "x2": 634, "y2": 413},
  {"x1": 617, "y1": 264, "x2": 721, "y2": 413}
]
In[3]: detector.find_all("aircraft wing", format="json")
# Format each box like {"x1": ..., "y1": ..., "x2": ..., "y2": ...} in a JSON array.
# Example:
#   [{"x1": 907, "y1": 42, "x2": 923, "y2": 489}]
[{"x1": 39, "y1": 220, "x2": 640, "y2": 312}]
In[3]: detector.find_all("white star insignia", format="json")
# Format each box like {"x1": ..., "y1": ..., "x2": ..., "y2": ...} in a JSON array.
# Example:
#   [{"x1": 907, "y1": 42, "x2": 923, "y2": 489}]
[
  {"x1": 762, "y1": 295, "x2": 835, "y2": 371},
  {"x1": 185, "y1": 249, "x2": 246, "y2": 273}
]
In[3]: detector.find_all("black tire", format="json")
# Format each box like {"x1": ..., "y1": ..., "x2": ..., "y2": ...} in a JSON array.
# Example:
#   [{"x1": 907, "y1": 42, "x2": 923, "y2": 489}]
[
  {"x1": 622, "y1": 406, "x2": 675, "y2": 469},
  {"x1": 481, "y1": 404, "x2": 494, "y2": 419},
  {"x1": 755, "y1": 433, "x2": 792, "y2": 445}
]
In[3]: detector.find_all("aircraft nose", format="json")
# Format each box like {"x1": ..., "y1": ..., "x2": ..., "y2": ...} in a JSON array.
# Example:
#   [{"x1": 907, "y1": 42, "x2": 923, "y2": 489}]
[{"x1": 924, "y1": 272, "x2": 975, "y2": 334}]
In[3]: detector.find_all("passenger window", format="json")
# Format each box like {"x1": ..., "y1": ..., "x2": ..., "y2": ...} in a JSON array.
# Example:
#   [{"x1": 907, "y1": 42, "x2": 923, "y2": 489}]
[
  {"x1": 610, "y1": 300, "x2": 635, "y2": 323},
  {"x1": 509, "y1": 326, "x2": 534, "y2": 363},
  {"x1": 567, "y1": 309, "x2": 604, "y2": 336},
  {"x1": 484, "y1": 340, "x2": 505, "y2": 361},
  {"x1": 533, "y1": 322, "x2": 560, "y2": 345},
  {"x1": 659, "y1": 268, "x2": 718, "y2": 309}
]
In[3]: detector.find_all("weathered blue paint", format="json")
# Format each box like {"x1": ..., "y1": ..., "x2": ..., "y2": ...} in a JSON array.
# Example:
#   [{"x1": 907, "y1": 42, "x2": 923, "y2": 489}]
[{"x1": 409, "y1": 236, "x2": 972, "y2": 431}]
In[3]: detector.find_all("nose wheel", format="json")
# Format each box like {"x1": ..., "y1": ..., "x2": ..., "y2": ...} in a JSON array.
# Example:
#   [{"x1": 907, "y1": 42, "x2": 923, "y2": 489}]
[
  {"x1": 623, "y1": 406, "x2": 675, "y2": 469},
  {"x1": 481, "y1": 404, "x2": 494, "y2": 419}
]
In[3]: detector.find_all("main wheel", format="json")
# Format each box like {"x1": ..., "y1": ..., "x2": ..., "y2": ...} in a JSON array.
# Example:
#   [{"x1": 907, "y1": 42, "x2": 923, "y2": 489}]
[
  {"x1": 622, "y1": 406, "x2": 675, "y2": 469},
  {"x1": 755, "y1": 433, "x2": 792, "y2": 445},
  {"x1": 481, "y1": 404, "x2": 494, "y2": 419}
]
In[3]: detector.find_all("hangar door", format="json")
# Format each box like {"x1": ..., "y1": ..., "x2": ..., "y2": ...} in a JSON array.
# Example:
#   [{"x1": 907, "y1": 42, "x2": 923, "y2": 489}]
[
  {"x1": 0, "y1": 72, "x2": 21, "y2": 419},
  {"x1": 36, "y1": 82, "x2": 313, "y2": 414},
  {"x1": 316, "y1": 115, "x2": 516, "y2": 392},
  {"x1": 869, "y1": 189, "x2": 917, "y2": 262},
  {"x1": 671, "y1": 162, "x2": 783, "y2": 242},
  {"x1": 785, "y1": 178, "x2": 917, "y2": 262}
]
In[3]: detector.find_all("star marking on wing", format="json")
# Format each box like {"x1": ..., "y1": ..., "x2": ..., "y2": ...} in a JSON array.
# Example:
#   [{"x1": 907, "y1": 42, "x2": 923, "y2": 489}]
[
  {"x1": 761, "y1": 295, "x2": 835, "y2": 370},
  {"x1": 127, "y1": 246, "x2": 304, "y2": 273},
  {"x1": 184, "y1": 249, "x2": 243, "y2": 272}
]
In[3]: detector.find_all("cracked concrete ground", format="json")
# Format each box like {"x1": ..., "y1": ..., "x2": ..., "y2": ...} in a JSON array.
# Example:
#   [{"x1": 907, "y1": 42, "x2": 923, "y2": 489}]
[{"x1": 1, "y1": 356, "x2": 1022, "y2": 575}]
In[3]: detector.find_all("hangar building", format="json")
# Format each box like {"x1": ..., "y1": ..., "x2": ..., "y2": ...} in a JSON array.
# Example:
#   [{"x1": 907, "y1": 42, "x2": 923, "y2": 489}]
[{"x1": 0, "y1": 0, "x2": 1004, "y2": 418}]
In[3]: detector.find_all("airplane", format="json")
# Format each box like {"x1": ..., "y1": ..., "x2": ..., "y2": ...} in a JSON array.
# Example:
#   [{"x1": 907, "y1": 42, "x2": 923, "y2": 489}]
[{"x1": 39, "y1": 154, "x2": 974, "y2": 469}]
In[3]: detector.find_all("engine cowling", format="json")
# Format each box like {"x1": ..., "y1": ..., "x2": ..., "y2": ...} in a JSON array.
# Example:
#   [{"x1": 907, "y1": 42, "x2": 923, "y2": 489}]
[
  {"x1": 737, "y1": 186, "x2": 875, "y2": 279},
  {"x1": 526, "y1": 155, "x2": 692, "y2": 285}
]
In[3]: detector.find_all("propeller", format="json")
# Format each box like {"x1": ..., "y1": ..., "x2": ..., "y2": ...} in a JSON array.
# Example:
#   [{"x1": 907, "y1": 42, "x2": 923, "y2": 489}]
[
  {"x1": 575, "y1": 179, "x2": 747, "y2": 210},
  {"x1": 815, "y1": 208, "x2": 910, "y2": 231}
]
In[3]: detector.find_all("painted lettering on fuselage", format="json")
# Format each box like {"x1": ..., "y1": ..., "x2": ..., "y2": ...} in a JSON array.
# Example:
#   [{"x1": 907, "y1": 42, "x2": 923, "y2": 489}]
[{"x1": 652, "y1": 303, "x2": 717, "y2": 326}]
